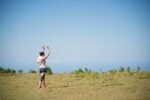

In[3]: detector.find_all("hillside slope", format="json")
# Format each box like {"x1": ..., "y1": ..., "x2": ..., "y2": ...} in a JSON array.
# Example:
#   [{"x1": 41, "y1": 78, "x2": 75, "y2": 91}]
[{"x1": 0, "y1": 72, "x2": 150, "y2": 100}]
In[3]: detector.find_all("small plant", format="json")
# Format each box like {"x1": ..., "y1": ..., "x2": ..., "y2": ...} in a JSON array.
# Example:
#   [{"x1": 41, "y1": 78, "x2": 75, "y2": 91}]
[
  {"x1": 91, "y1": 72, "x2": 101, "y2": 79},
  {"x1": 84, "y1": 68, "x2": 92, "y2": 73},
  {"x1": 136, "y1": 66, "x2": 141, "y2": 73},
  {"x1": 127, "y1": 67, "x2": 131, "y2": 73},
  {"x1": 85, "y1": 68, "x2": 88, "y2": 72},
  {"x1": 119, "y1": 67, "x2": 125, "y2": 72},
  {"x1": 74, "y1": 68, "x2": 94, "y2": 78},
  {"x1": 138, "y1": 72, "x2": 150, "y2": 79},
  {"x1": 109, "y1": 69, "x2": 117, "y2": 75}
]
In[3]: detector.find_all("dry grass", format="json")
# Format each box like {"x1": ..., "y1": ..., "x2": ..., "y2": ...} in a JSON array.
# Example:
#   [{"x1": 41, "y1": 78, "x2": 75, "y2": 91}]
[{"x1": 0, "y1": 72, "x2": 150, "y2": 100}]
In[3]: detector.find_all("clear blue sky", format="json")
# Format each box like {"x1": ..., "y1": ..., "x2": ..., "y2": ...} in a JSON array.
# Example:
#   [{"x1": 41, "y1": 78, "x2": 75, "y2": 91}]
[{"x1": 0, "y1": 0, "x2": 150, "y2": 72}]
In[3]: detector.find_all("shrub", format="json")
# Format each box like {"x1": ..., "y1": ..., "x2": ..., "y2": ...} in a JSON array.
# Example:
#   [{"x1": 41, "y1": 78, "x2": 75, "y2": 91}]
[
  {"x1": 109, "y1": 69, "x2": 117, "y2": 75},
  {"x1": 46, "y1": 66, "x2": 53, "y2": 75},
  {"x1": 74, "y1": 68, "x2": 93, "y2": 74},
  {"x1": 75, "y1": 68, "x2": 84, "y2": 74},
  {"x1": 127, "y1": 67, "x2": 131, "y2": 73},
  {"x1": 5, "y1": 68, "x2": 11, "y2": 73},
  {"x1": 84, "y1": 68, "x2": 92, "y2": 73},
  {"x1": 11, "y1": 69, "x2": 16, "y2": 74},
  {"x1": 0, "y1": 67, "x2": 16, "y2": 74},
  {"x1": 85, "y1": 68, "x2": 88, "y2": 72},
  {"x1": 29, "y1": 69, "x2": 37, "y2": 73},
  {"x1": 18, "y1": 69, "x2": 23, "y2": 73},
  {"x1": 0, "y1": 67, "x2": 5, "y2": 73},
  {"x1": 136, "y1": 66, "x2": 141, "y2": 72},
  {"x1": 119, "y1": 67, "x2": 125, "y2": 72}
]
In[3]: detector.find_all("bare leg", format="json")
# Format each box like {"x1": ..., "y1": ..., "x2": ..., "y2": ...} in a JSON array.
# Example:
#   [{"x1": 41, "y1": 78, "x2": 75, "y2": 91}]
[
  {"x1": 38, "y1": 72, "x2": 44, "y2": 88},
  {"x1": 42, "y1": 73, "x2": 46, "y2": 87},
  {"x1": 38, "y1": 81, "x2": 42, "y2": 88}
]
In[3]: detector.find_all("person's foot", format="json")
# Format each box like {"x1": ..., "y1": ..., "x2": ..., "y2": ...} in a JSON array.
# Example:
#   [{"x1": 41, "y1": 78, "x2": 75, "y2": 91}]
[
  {"x1": 38, "y1": 81, "x2": 42, "y2": 89},
  {"x1": 43, "y1": 81, "x2": 47, "y2": 88},
  {"x1": 38, "y1": 85, "x2": 42, "y2": 89},
  {"x1": 44, "y1": 85, "x2": 47, "y2": 88}
]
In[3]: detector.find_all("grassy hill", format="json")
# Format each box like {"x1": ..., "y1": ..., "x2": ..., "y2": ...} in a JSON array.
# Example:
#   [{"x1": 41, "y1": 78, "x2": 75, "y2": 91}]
[{"x1": 0, "y1": 71, "x2": 150, "y2": 100}]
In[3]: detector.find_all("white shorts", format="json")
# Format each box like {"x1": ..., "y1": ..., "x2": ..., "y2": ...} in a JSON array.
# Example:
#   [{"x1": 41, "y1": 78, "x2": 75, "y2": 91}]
[{"x1": 39, "y1": 65, "x2": 46, "y2": 68}]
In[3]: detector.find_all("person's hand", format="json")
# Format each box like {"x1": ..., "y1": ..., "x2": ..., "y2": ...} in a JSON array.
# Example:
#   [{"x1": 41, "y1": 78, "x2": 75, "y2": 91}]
[{"x1": 47, "y1": 46, "x2": 50, "y2": 49}]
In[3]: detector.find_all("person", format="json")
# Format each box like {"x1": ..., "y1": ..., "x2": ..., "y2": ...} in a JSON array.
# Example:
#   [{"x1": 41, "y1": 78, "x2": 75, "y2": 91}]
[{"x1": 37, "y1": 46, "x2": 50, "y2": 88}]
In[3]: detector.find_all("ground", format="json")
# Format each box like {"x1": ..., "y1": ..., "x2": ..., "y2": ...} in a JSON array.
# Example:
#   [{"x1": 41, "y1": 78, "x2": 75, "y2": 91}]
[{"x1": 0, "y1": 72, "x2": 150, "y2": 100}]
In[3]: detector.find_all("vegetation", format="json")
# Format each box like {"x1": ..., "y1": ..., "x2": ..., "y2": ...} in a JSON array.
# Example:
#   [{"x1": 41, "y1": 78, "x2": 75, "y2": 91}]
[
  {"x1": 136, "y1": 66, "x2": 141, "y2": 72},
  {"x1": 46, "y1": 66, "x2": 53, "y2": 75},
  {"x1": 0, "y1": 66, "x2": 16, "y2": 74},
  {"x1": 0, "y1": 66, "x2": 54, "y2": 74},
  {"x1": 74, "y1": 68, "x2": 92, "y2": 74},
  {"x1": 0, "y1": 66, "x2": 150, "y2": 100},
  {"x1": 119, "y1": 67, "x2": 125, "y2": 72},
  {"x1": 74, "y1": 66, "x2": 142, "y2": 75},
  {"x1": 18, "y1": 69, "x2": 23, "y2": 73},
  {"x1": 0, "y1": 69, "x2": 150, "y2": 100},
  {"x1": 127, "y1": 66, "x2": 131, "y2": 73},
  {"x1": 0, "y1": 66, "x2": 146, "y2": 78},
  {"x1": 28, "y1": 69, "x2": 37, "y2": 73}
]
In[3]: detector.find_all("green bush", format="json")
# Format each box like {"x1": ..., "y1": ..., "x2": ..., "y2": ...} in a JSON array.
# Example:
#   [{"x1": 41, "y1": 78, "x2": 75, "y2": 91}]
[
  {"x1": 29, "y1": 69, "x2": 37, "y2": 73},
  {"x1": 84, "y1": 68, "x2": 92, "y2": 73},
  {"x1": 119, "y1": 67, "x2": 125, "y2": 72},
  {"x1": 18, "y1": 69, "x2": 23, "y2": 73},
  {"x1": 75, "y1": 68, "x2": 84, "y2": 74},
  {"x1": 127, "y1": 67, "x2": 131, "y2": 73},
  {"x1": 109, "y1": 69, "x2": 117, "y2": 75},
  {"x1": 0, "y1": 67, "x2": 16, "y2": 74},
  {"x1": 46, "y1": 66, "x2": 53, "y2": 75},
  {"x1": 136, "y1": 66, "x2": 141, "y2": 72},
  {"x1": 11, "y1": 69, "x2": 16, "y2": 74},
  {"x1": 0, "y1": 67, "x2": 5, "y2": 73},
  {"x1": 5, "y1": 68, "x2": 11, "y2": 73},
  {"x1": 74, "y1": 68, "x2": 93, "y2": 74}
]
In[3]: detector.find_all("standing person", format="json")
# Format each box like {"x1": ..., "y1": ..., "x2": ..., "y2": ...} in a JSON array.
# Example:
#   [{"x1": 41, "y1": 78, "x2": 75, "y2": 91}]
[{"x1": 37, "y1": 46, "x2": 50, "y2": 88}]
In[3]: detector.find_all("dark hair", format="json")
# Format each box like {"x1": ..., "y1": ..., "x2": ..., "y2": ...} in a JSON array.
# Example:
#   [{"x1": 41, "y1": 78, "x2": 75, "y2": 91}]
[{"x1": 39, "y1": 52, "x2": 45, "y2": 56}]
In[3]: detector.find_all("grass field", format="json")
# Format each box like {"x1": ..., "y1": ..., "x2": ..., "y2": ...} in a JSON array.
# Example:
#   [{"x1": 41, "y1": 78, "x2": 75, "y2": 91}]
[{"x1": 0, "y1": 71, "x2": 150, "y2": 100}]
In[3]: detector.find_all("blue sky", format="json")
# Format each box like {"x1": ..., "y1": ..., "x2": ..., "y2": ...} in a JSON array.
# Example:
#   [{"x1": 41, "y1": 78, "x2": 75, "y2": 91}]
[{"x1": 0, "y1": 0, "x2": 150, "y2": 72}]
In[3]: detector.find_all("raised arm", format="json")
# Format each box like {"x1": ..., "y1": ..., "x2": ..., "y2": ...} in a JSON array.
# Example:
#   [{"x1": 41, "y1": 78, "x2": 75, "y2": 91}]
[
  {"x1": 41, "y1": 46, "x2": 45, "y2": 53},
  {"x1": 44, "y1": 46, "x2": 50, "y2": 59}
]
